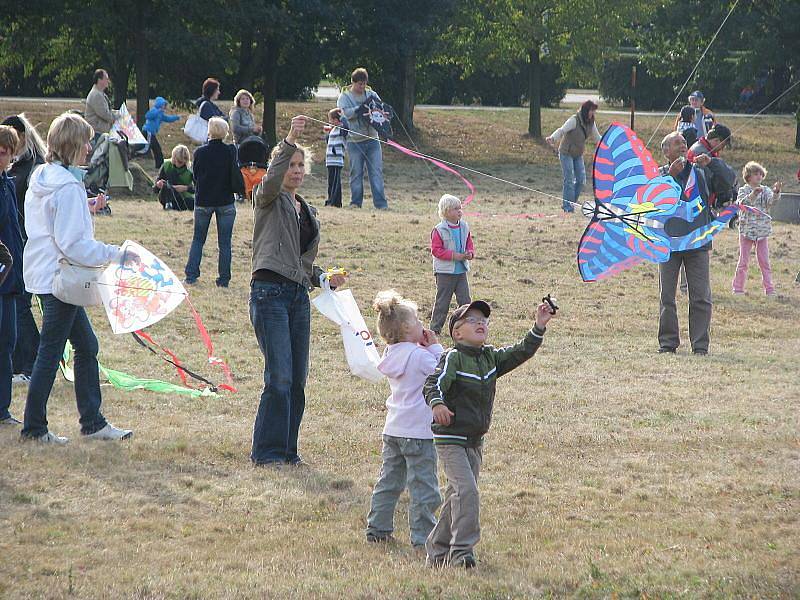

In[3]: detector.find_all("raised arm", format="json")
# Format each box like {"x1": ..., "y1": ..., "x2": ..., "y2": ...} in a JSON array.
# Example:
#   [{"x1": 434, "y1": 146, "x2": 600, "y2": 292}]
[{"x1": 253, "y1": 116, "x2": 305, "y2": 209}]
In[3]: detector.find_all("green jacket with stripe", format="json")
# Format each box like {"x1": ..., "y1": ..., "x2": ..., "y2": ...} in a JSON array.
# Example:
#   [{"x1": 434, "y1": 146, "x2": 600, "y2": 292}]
[{"x1": 423, "y1": 325, "x2": 546, "y2": 446}]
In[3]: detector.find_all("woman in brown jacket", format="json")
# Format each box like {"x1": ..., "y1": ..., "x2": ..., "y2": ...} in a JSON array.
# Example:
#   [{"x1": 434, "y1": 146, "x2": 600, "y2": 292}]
[
  {"x1": 249, "y1": 116, "x2": 346, "y2": 465},
  {"x1": 546, "y1": 100, "x2": 601, "y2": 213}
]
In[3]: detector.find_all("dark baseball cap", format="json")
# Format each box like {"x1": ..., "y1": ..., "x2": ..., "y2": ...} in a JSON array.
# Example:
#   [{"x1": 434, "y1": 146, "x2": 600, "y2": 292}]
[
  {"x1": 707, "y1": 123, "x2": 731, "y2": 142},
  {"x1": 688, "y1": 90, "x2": 705, "y2": 100},
  {"x1": 449, "y1": 300, "x2": 491, "y2": 338}
]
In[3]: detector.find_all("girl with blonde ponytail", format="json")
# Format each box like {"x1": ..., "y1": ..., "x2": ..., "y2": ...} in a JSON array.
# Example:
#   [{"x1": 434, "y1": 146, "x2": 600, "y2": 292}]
[{"x1": 365, "y1": 289, "x2": 443, "y2": 548}]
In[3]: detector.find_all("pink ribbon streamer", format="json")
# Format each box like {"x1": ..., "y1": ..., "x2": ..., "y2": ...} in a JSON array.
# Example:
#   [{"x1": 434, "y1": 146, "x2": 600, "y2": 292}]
[{"x1": 386, "y1": 139, "x2": 475, "y2": 206}]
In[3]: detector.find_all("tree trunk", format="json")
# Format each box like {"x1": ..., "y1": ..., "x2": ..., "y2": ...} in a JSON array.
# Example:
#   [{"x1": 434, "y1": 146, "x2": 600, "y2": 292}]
[
  {"x1": 134, "y1": 5, "x2": 150, "y2": 128},
  {"x1": 396, "y1": 49, "x2": 416, "y2": 134},
  {"x1": 795, "y1": 116, "x2": 800, "y2": 149},
  {"x1": 527, "y1": 47, "x2": 542, "y2": 138},
  {"x1": 109, "y1": 37, "x2": 131, "y2": 108},
  {"x1": 260, "y1": 37, "x2": 279, "y2": 147},
  {"x1": 237, "y1": 32, "x2": 256, "y2": 90}
]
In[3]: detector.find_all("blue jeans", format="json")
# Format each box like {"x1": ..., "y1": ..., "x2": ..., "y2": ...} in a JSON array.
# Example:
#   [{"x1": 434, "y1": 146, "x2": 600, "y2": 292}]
[
  {"x1": 21, "y1": 294, "x2": 107, "y2": 437},
  {"x1": 559, "y1": 152, "x2": 586, "y2": 212},
  {"x1": 13, "y1": 291, "x2": 40, "y2": 376},
  {"x1": 0, "y1": 294, "x2": 17, "y2": 419},
  {"x1": 249, "y1": 280, "x2": 311, "y2": 463},
  {"x1": 347, "y1": 139, "x2": 387, "y2": 208},
  {"x1": 185, "y1": 203, "x2": 237, "y2": 285}
]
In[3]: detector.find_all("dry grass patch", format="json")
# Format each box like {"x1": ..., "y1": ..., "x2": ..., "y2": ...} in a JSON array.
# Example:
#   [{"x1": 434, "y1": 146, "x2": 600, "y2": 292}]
[{"x1": 0, "y1": 101, "x2": 798, "y2": 598}]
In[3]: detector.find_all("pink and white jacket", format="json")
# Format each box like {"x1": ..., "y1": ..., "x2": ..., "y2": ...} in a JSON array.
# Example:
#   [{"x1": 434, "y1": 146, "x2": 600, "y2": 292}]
[{"x1": 378, "y1": 341, "x2": 444, "y2": 439}]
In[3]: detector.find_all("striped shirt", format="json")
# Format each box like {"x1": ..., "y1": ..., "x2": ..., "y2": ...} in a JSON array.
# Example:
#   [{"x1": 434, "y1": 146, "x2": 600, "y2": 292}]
[{"x1": 325, "y1": 126, "x2": 347, "y2": 168}]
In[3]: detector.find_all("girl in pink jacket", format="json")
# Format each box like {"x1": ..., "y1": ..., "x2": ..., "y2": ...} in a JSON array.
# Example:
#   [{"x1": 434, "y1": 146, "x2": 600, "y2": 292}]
[{"x1": 365, "y1": 290, "x2": 443, "y2": 548}]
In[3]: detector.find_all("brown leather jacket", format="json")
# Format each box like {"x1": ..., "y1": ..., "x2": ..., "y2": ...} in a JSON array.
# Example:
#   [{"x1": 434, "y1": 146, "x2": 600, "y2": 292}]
[{"x1": 251, "y1": 140, "x2": 323, "y2": 290}]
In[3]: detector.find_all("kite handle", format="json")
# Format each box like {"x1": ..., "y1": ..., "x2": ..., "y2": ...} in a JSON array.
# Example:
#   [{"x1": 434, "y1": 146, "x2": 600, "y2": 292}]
[{"x1": 542, "y1": 294, "x2": 559, "y2": 316}]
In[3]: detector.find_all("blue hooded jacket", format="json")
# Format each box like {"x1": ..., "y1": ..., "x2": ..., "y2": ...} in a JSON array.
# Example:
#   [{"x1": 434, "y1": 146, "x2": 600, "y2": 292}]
[{"x1": 143, "y1": 97, "x2": 180, "y2": 135}]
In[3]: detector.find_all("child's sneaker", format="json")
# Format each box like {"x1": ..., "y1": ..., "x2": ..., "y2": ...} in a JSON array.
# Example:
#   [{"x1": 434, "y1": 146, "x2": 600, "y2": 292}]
[
  {"x1": 452, "y1": 555, "x2": 477, "y2": 569},
  {"x1": 365, "y1": 532, "x2": 394, "y2": 543}
]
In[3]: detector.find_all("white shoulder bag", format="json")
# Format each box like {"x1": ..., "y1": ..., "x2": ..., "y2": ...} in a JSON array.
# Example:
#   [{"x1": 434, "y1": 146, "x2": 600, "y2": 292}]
[
  {"x1": 184, "y1": 101, "x2": 209, "y2": 144},
  {"x1": 52, "y1": 259, "x2": 106, "y2": 307}
]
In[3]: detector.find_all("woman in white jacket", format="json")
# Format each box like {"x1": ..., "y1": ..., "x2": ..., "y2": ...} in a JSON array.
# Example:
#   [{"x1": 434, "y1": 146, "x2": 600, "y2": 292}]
[{"x1": 20, "y1": 113, "x2": 133, "y2": 444}]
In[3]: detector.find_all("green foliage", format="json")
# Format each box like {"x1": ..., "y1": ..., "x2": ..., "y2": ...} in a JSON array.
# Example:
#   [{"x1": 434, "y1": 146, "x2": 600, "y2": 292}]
[{"x1": 599, "y1": 57, "x2": 677, "y2": 110}]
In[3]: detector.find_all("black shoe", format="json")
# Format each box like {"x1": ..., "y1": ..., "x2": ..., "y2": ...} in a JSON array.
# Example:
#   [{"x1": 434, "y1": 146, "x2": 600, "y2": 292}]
[
  {"x1": 692, "y1": 349, "x2": 708, "y2": 356},
  {"x1": 366, "y1": 532, "x2": 395, "y2": 543},
  {"x1": 658, "y1": 347, "x2": 676, "y2": 354},
  {"x1": 452, "y1": 555, "x2": 477, "y2": 569}
]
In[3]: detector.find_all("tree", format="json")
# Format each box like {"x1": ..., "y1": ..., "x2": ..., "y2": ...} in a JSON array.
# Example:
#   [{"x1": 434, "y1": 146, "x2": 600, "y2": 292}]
[
  {"x1": 322, "y1": 0, "x2": 456, "y2": 134},
  {"x1": 444, "y1": 0, "x2": 653, "y2": 137}
]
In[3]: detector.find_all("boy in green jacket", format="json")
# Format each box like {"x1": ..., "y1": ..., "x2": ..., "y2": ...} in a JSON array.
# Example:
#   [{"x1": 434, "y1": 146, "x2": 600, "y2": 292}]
[{"x1": 423, "y1": 298, "x2": 555, "y2": 568}]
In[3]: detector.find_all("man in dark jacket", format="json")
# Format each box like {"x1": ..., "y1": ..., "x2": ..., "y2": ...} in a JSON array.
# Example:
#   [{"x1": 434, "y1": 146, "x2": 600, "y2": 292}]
[
  {"x1": 184, "y1": 117, "x2": 243, "y2": 287},
  {"x1": 0, "y1": 125, "x2": 25, "y2": 424},
  {"x1": 657, "y1": 132, "x2": 714, "y2": 356}
]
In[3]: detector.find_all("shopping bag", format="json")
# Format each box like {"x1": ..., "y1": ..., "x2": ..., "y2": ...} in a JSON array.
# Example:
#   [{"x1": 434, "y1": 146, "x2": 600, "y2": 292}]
[
  {"x1": 312, "y1": 282, "x2": 384, "y2": 383},
  {"x1": 184, "y1": 102, "x2": 209, "y2": 144}
]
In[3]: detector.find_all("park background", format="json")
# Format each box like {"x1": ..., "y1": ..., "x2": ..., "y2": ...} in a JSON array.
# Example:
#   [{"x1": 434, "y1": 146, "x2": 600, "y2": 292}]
[{"x1": 1, "y1": 1, "x2": 799, "y2": 598}]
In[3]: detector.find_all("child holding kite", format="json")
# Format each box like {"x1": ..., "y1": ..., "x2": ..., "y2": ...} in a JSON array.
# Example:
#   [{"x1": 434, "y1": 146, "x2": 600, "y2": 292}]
[
  {"x1": 733, "y1": 161, "x2": 782, "y2": 296},
  {"x1": 429, "y1": 194, "x2": 474, "y2": 336},
  {"x1": 423, "y1": 298, "x2": 554, "y2": 568},
  {"x1": 366, "y1": 289, "x2": 443, "y2": 548}
]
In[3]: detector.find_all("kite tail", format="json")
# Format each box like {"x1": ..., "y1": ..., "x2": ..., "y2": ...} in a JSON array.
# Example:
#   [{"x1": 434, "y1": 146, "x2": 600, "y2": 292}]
[
  {"x1": 185, "y1": 296, "x2": 238, "y2": 393},
  {"x1": 386, "y1": 139, "x2": 475, "y2": 205}
]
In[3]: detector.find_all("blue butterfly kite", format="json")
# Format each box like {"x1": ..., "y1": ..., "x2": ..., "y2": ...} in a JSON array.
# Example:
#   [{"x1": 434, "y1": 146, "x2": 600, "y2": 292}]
[{"x1": 577, "y1": 123, "x2": 760, "y2": 282}]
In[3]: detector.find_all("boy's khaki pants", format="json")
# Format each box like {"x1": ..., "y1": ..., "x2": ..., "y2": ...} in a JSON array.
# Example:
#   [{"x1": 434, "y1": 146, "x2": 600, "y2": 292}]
[{"x1": 426, "y1": 444, "x2": 482, "y2": 565}]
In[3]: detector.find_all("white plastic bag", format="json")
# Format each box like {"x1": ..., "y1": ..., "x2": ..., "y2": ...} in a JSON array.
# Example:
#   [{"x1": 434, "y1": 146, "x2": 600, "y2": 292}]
[
  {"x1": 184, "y1": 113, "x2": 208, "y2": 144},
  {"x1": 312, "y1": 281, "x2": 384, "y2": 383}
]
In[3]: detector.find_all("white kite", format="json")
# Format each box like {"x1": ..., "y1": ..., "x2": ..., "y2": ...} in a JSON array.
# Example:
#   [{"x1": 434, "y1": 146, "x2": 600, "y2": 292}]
[
  {"x1": 111, "y1": 103, "x2": 147, "y2": 145},
  {"x1": 98, "y1": 240, "x2": 186, "y2": 334}
]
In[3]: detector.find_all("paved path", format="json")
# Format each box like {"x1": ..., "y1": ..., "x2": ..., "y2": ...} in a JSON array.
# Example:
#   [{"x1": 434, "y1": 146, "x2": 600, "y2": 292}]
[{"x1": 1, "y1": 92, "x2": 792, "y2": 120}]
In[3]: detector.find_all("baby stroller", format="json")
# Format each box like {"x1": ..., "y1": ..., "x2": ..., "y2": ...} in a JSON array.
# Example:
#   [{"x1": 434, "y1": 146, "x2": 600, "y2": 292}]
[
  {"x1": 85, "y1": 132, "x2": 134, "y2": 200},
  {"x1": 237, "y1": 135, "x2": 269, "y2": 201}
]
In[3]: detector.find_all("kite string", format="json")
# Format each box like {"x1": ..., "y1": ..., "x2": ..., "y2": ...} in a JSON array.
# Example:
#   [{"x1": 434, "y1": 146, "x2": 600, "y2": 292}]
[
  {"x1": 644, "y1": 0, "x2": 741, "y2": 148},
  {"x1": 300, "y1": 114, "x2": 568, "y2": 206}
]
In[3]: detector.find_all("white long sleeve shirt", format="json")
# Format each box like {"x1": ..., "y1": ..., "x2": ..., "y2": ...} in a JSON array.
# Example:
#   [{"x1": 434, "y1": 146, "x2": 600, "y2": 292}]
[{"x1": 24, "y1": 163, "x2": 120, "y2": 294}]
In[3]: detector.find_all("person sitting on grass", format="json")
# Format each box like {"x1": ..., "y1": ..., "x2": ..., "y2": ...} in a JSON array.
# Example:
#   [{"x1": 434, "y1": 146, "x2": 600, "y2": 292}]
[
  {"x1": 154, "y1": 144, "x2": 195, "y2": 211},
  {"x1": 429, "y1": 194, "x2": 474, "y2": 336},
  {"x1": 365, "y1": 289, "x2": 443, "y2": 549},
  {"x1": 423, "y1": 298, "x2": 555, "y2": 569}
]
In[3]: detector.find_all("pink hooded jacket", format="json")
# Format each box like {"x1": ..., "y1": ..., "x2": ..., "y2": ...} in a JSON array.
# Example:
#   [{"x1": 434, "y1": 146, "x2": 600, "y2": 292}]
[{"x1": 378, "y1": 342, "x2": 444, "y2": 439}]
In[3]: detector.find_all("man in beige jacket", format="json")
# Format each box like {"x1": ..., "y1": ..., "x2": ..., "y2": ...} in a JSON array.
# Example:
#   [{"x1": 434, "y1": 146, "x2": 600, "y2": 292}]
[{"x1": 85, "y1": 69, "x2": 118, "y2": 142}]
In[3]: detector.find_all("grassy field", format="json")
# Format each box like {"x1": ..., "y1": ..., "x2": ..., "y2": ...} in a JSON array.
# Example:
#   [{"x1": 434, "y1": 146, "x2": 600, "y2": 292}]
[{"x1": 0, "y1": 100, "x2": 798, "y2": 599}]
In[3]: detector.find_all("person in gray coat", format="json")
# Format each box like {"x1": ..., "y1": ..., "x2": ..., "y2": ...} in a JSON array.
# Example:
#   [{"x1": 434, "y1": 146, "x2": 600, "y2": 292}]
[{"x1": 229, "y1": 89, "x2": 262, "y2": 145}]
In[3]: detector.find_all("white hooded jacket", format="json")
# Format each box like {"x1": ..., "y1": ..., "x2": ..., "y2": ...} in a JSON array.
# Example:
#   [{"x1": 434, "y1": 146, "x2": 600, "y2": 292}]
[
  {"x1": 377, "y1": 341, "x2": 444, "y2": 439},
  {"x1": 24, "y1": 163, "x2": 120, "y2": 294}
]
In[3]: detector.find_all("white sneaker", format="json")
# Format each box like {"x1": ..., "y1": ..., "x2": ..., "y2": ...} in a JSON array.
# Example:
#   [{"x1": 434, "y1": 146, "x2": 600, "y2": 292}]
[
  {"x1": 0, "y1": 416, "x2": 22, "y2": 426},
  {"x1": 29, "y1": 431, "x2": 70, "y2": 444},
  {"x1": 83, "y1": 423, "x2": 133, "y2": 441},
  {"x1": 12, "y1": 373, "x2": 31, "y2": 386}
]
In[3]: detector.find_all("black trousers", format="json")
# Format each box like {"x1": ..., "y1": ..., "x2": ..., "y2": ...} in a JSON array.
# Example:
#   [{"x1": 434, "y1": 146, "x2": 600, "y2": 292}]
[
  {"x1": 326, "y1": 166, "x2": 342, "y2": 207},
  {"x1": 149, "y1": 133, "x2": 163, "y2": 169}
]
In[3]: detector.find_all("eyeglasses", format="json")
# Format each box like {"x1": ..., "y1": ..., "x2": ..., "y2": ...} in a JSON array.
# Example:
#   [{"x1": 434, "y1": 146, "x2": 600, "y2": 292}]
[{"x1": 460, "y1": 316, "x2": 489, "y2": 326}]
